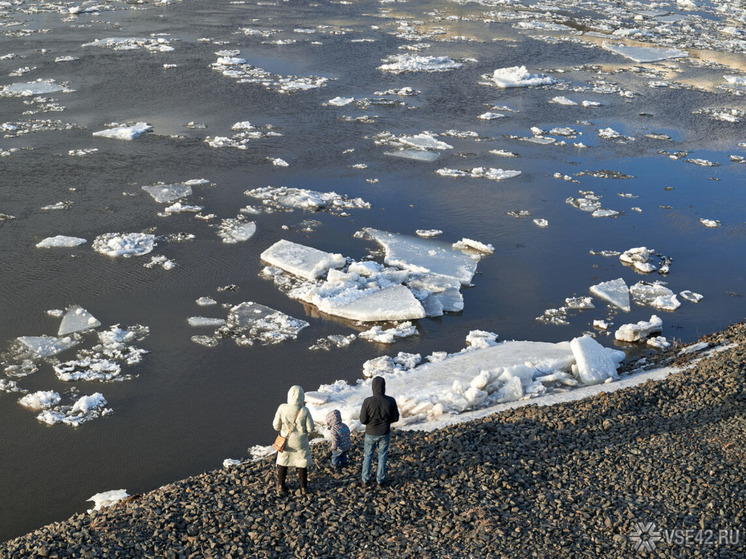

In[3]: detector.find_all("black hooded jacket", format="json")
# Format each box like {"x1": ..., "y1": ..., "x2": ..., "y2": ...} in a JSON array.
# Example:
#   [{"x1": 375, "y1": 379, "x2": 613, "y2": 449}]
[{"x1": 360, "y1": 377, "x2": 399, "y2": 436}]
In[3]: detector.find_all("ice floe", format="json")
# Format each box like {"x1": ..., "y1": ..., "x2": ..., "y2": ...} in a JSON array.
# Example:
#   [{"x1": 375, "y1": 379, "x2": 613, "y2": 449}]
[
  {"x1": 244, "y1": 186, "x2": 370, "y2": 215},
  {"x1": 436, "y1": 167, "x2": 521, "y2": 181},
  {"x1": 82, "y1": 37, "x2": 174, "y2": 53},
  {"x1": 0, "y1": 79, "x2": 71, "y2": 97},
  {"x1": 260, "y1": 239, "x2": 345, "y2": 281},
  {"x1": 36, "y1": 235, "x2": 87, "y2": 248},
  {"x1": 378, "y1": 54, "x2": 463, "y2": 73},
  {"x1": 36, "y1": 393, "x2": 112, "y2": 426},
  {"x1": 480, "y1": 66, "x2": 556, "y2": 88},
  {"x1": 58, "y1": 306, "x2": 101, "y2": 336},
  {"x1": 92, "y1": 122, "x2": 153, "y2": 141},
  {"x1": 602, "y1": 42, "x2": 688, "y2": 62},
  {"x1": 590, "y1": 278, "x2": 631, "y2": 312},
  {"x1": 92, "y1": 233, "x2": 157, "y2": 257}
]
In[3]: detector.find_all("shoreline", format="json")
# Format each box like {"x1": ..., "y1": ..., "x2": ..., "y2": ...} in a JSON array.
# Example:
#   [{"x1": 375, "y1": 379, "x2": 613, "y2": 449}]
[{"x1": 2, "y1": 321, "x2": 744, "y2": 557}]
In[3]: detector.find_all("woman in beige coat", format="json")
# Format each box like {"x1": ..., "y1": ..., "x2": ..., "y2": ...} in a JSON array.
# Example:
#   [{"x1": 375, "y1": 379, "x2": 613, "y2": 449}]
[{"x1": 272, "y1": 385, "x2": 315, "y2": 494}]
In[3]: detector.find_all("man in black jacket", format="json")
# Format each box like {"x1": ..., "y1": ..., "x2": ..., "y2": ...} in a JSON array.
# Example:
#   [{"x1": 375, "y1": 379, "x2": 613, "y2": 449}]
[{"x1": 359, "y1": 376, "x2": 400, "y2": 487}]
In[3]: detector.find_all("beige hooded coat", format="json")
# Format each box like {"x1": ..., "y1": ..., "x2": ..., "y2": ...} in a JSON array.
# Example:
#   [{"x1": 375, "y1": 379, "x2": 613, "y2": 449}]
[{"x1": 272, "y1": 385, "x2": 315, "y2": 468}]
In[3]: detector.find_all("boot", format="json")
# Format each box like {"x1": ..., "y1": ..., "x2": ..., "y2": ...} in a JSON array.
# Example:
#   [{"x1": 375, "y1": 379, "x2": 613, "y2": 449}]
[
  {"x1": 276, "y1": 465, "x2": 288, "y2": 495},
  {"x1": 298, "y1": 467, "x2": 308, "y2": 495}
]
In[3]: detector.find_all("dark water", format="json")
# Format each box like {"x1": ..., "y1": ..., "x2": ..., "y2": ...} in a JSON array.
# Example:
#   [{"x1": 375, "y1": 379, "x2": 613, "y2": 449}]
[{"x1": 1, "y1": 0, "x2": 744, "y2": 541}]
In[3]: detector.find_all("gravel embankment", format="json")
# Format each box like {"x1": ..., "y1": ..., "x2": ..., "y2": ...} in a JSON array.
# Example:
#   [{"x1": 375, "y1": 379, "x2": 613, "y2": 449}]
[{"x1": 2, "y1": 322, "x2": 745, "y2": 558}]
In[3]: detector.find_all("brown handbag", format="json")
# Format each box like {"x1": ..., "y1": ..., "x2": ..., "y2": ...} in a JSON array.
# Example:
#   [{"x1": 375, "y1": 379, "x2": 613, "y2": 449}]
[{"x1": 272, "y1": 408, "x2": 302, "y2": 452}]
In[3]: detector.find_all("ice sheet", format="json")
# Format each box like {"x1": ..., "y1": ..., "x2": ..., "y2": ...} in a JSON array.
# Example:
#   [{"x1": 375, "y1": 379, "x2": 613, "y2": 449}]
[
  {"x1": 260, "y1": 239, "x2": 345, "y2": 280},
  {"x1": 36, "y1": 236, "x2": 87, "y2": 248},
  {"x1": 58, "y1": 305, "x2": 101, "y2": 336},
  {"x1": 602, "y1": 42, "x2": 688, "y2": 62},
  {"x1": 480, "y1": 66, "x2": 556, "y2": 88},
  {"x1": 590, "y1": 278, "x2": 631, "y2": 312}
]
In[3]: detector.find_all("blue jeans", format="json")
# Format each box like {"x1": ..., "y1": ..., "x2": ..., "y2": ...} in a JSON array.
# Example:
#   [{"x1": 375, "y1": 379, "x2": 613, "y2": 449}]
[
  {"x1": 331, "y1": 450, "x2": 348, "y2": 468},
  {"x1": 362, "y1": 433, "x2": 390, "y2": 484}
]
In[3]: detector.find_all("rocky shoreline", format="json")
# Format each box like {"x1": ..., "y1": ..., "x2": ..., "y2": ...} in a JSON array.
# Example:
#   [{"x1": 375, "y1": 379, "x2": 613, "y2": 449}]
[{"x1": 2, "y1": 322, "x2": 744, "y2": 558}]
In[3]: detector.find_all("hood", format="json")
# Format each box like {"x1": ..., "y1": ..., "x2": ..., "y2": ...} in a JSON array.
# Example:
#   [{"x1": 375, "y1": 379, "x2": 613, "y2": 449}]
[
  {"x1": 287, "y1": 385, "x2": 305, "y2": 407},
  {"x1": 372, "y1": 376, "x2": 385, "y2": 396},
  {"x1": 326, "y1": 409, "x2": 341, "y2": 428}
]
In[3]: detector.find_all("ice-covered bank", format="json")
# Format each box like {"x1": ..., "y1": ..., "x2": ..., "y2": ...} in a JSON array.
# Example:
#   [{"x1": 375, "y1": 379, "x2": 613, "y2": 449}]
[{"x1": 303, "y1": 332, "x2": 622, "y2": 432}]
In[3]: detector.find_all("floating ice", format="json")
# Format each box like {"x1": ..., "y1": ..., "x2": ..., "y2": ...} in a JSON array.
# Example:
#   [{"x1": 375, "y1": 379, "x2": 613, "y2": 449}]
[
  {"x1": 83, "y1": 37, "x2": 174, "y2": 52},
  {"x1": 452, "y1": 238, "x2": 494, "y2": 255},
  {"x1": 216, "y1": 218, "x2": 256, "y2": 244},
  {"x1": 602, "y1": 42, "x2": 688, "y2": 62},
  {"x1": 92, "y1": 233, "x2": 157, "y2": 257},
  {"x1": 188, "y1": 317, "x2": 226, "y2": 328},
  {"x1": 142, "y1": 183, "x2": 193, "y2": 203},
  {"x1": 615, "y1": 315, "x2": 663, "y2": 342},
  {"x1": 384, "y1": 149, "x2": 441, "y2": 162},
  {"x1": 0, "y1": 79, "x2": 70, "y2": 97},
  {"x1": 631, "y1": 281, "x2": 681, "y2": 311},
  {"x1": 245, "y1": 186, "x2": 370, "y2": 214},
  {"x1": 58, "y1": 305, "x2": 101, "y2": 336},
  {"x1": 533, "y1": 219, "x2": 549, "y2": 228},
  {"x1": 363, "y1": 228, "x2": 480, "y2": 285},
  {"x1": 54, "y1": 358, "x2": 122, "y2": 382},
  {"x1": 699, "y1": 218, "x2": 721, "y2": 228},
  {"x1": 679, "y1": 290, "x2": 703, "y2": 303},
  {"x1": 309, "y1": 333, "x2": 357, "y2": 351},
  {"x1": 87, "y1": 490, "x2": 129, "y2": 512},
  {"x1": 260, "y1": 239, "x2": 345, "y2": 280},
  {"x1": 436, "y1": 167, "x2": 521, "y2": 181},
  {"x1": 217, "y1": 302, "x2": 309, "y2": 346},
  {"x1": 359, "y1": 321, "x2": 417, "y2": 343},
  {"x1": 36, "y1": 235, "x2": 87, "y2": 248},
  {"x1": 36, "y1": 393, "x2": 112, "y2": 427},
  {"x1": 304, "y1": 283, "x2": 426, "y2": 323},
  {"x1": 93, "y1": 122, "x2": 153, "y2": 140},
  {"x1": 590, "y1": 278, "x2": 631, "y2": 312},
  {"x1": 378, "y1": 54, "x2": 463, "y2": 73},
  {"x1": 328, "y1": 96, "x2": 354, "y2": 106},
  {"x1": 144, "y1": 255, "x2": 177, "y2": 270},
  {"x1": 18, "y1": 391, "x2": 61, "y2": 411},
  {"x1": 619, "y1": 246, "x2": 657, "y2": 273},
  {"x1": 17, "y1": 336, "x2": 79, "y2": 358},
  {"x1": 480, "y1": 66, "x2": 556, "y2": 88},
  {"x1": 416, "y1": 229, "x2": 442, "y2": 238}
]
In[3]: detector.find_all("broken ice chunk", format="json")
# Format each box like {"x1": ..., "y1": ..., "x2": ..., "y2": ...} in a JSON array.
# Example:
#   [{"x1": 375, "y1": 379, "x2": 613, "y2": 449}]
[
  {"x1": 19, "y1": 391, "x2": 61, "y2": 410},
  {"x1": 602, "y1": 42, "x2": 688, "y2": 62},
  {"x1": 614, "y1": 315, "x2": 663, "y2": 342},
  {"x1": 260, "y1": 239, "x2": 345, "y2": 280},
  {"x1": 679, "y1": 290, "x2": 703, "y2": 303},
  {"x1": 92, "y1": 122, "x2": 153, "y2": 140},
  {"x1": 92, "y1": 233, "x2": 157, "y2": 257},
  {"x1": 220, "y1": 302, "x2": 309, "y2": 345},
  {"x1": 359, "y1": 321, "x2": 417, "y2": 343},
  {"x1": 630, "y1": 281, "x2": 681, "y2": 311},
  {"x1": 570, "y1": 335, "x2": 622, "y2": 385},
  {"x1": 17, "y1": 335, "x2": 79, "y2": 358},
  {"x1": 363, "y1": 228, "x2": 481, "y2": 285},
  {"x1": 142, "y1": 183, "x2": 193, "y2": 203},
  {"x1": 36, "y1": 235, "x2": 87, "y2": 248},
  {"x1": 589, "y1": 278, "x2": 631, "y2": 312},
  {"x1": 313, "y1": 285, "x2": 426, "y2": 322},
  {"x1": 378, "y1": 54, "x2": 462, "y2": 73},
  {"x1": 480, "y1": 66, "x2": 556, "y2": 88},
  {"x1": 58, "y1": 305, "x2": 101, "y2": 336},
  {"x1": 87, "y1": 489, "x2": 129, "y2": 511},
  {"x1": 619, "y1": 247, "x2": 657, "y2": 273},
  {"x1": 216, "y1": 218, "x2": 256, "y2": 243}
]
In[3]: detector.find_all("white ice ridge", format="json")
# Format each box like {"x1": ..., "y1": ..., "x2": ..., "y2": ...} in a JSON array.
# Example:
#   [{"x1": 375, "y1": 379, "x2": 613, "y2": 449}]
[
  {"x1": 92, "y1": 122, "x2": 153, "y2": 140},
  {"x1": 244, "y1": 186, "x2": 370, "y2": 213},
  {"x1": 260, "y1": 239, "x2": 346, "y2": 280},
  {"x1": 87, "y1": 489, "x2": 129, "y2": 512},
  {"x1": 304, "y1": 334, "x2": 624, "y2": 432},
  {"x1": 480, "y1": 66, "x2": 556, "y2": 88},
  {"x1": 602, "y1": 42, "x2": 688, "y2": 62}
]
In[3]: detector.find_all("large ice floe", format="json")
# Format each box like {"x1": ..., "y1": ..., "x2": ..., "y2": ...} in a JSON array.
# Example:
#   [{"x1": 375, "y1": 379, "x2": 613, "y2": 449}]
[
  {"x1": 377, "y1": 54, "x2": 463, "y2": 74},
  {"x1": 301, "y1": 331, "x2": 624, "y2": 435},
  {"x1": 260, "y1": 229, "x2": 491, "y2": 322},
  {"x1": 244, "y1": 186, "x2": 370, "y2": 216},
  {"x1": 92, "y1": 122, "x2": 153, "y2": 141},
  {"x1": 92, "y1": 233, "x2": 157, "y2": 257}
]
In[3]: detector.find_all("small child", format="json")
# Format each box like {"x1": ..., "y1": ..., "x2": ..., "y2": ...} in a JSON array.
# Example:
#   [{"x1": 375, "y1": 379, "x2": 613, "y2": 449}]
[{"x1": 325, "y1": 409, "x2": 351, "y2": 469}]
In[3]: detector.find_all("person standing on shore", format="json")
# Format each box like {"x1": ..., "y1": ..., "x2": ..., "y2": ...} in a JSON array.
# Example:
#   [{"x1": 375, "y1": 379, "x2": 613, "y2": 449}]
[
  {"x1": 326, "y1": 409, "x2": 352, "y2": 469},
  {"x1": 360, "y1": 376, "x2": 399, "y2": 487},
  {"x1": 273, "y1": 385, "x2": 315, "y2": 495}
]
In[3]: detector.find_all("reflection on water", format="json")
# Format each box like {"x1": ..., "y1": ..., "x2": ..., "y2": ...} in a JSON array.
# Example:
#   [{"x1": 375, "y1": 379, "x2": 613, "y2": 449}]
[{"x1": 1, "y1": 0, "x2": 745, "y2": 542}]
